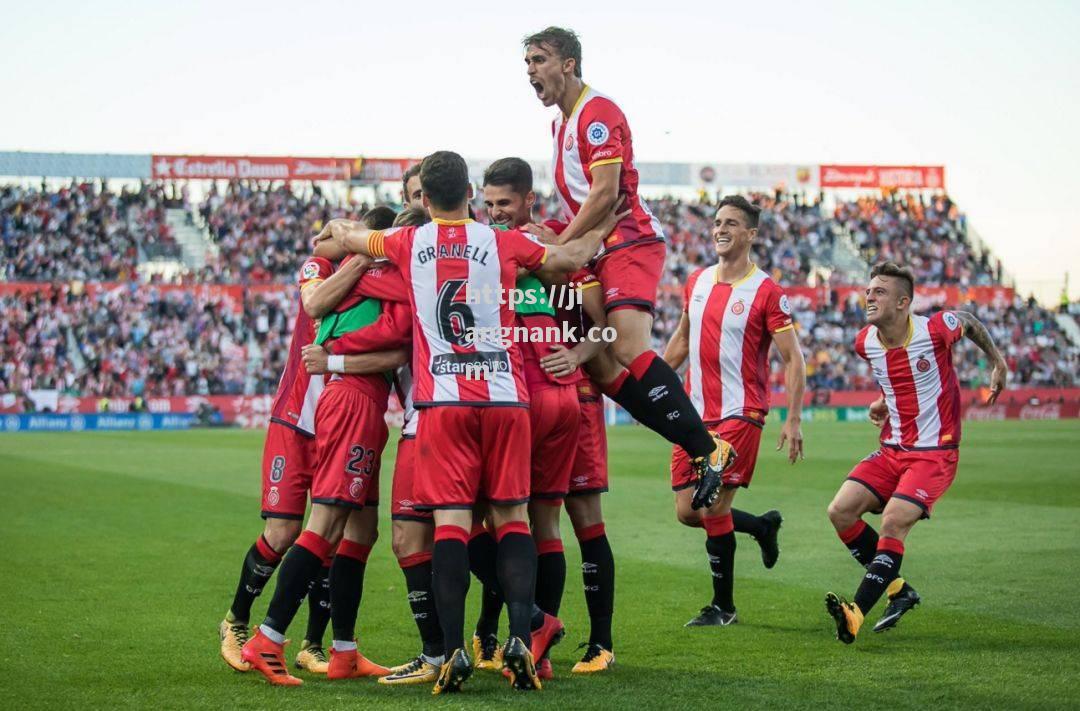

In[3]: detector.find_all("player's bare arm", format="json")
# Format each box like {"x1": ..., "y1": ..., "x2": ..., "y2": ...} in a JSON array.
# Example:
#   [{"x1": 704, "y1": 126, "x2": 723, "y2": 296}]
[
  {"x1": 300, "y1": 255, "x2": 372, "y2": 319},
  {"x1": 662, "y1": 312, "x2": 691, "y2": 370},
  {"x1": 543, "y1": 163, "x2": 621, "y2": 246},
  {"x1": 535, "y1": 206, "x2": 629, "y2": 277},
  {"x1": 953, "y1": 310, "x2": 1008, "y2": 403},
  {"x1": 301, "y1": 344, "x2": 408, "y2": 375},
  {"x1": 772, "y1": 327, "x2": 806, "y2": 463},
  {"x1": 312, "y1": 219, "x2": 376, "y2": 256}
]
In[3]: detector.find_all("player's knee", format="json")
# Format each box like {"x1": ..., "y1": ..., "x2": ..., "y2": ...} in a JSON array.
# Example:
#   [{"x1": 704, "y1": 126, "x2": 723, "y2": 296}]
[
  {"x1": 611, "y1": 338, "x2": 645, "y2": 368},
  {"x1": 262, "y1": 518, "x2": 302, "y2": 551},
  {"x1": 675, "y1": 498, "x2": 701, "y2": 528},
  {"x1": 391, "y1": 523, "x2": 428, "y2": 560},
  {"x1": 827, "y1": 498, "x2": 858, "y2": 529},
  {"x1": 565, "y1": 495, "x2": 603, "y2": 529},
  {"x1": 879, "y1": 513, "x2": 916, "y2": 540}
]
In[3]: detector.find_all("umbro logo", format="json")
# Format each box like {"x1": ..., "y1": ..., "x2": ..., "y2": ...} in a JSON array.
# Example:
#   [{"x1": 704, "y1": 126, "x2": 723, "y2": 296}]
[
  {"x1": 407, "y1": 590, "x2": 428, "y2": 602},
  {"x1": 648, "y1": 385, "x2": 668, "y2": 401},
  {"x1": 581, "y1": 562, "x2": 598, "y2": 573}
]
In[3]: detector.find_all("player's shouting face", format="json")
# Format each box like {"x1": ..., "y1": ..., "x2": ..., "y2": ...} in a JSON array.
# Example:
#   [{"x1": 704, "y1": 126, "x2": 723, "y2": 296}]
[
  {"x1": 712, "y1": 204, "x2": 756, "y2": 259},
  {"x1": 525, "y1": 42, "x2": 570, "y2": 108},
  {"x1": 864, "y1": 274, "x2": 911, "y2": 327},
  {"x1": 483, "y1": 183, "x2": 535, "y2": 228}
]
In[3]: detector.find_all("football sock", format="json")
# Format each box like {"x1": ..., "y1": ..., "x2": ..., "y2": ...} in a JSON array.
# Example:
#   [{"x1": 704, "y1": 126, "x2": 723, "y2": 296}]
[
  {"x1": 704, "y1": 514, "x2": 736, "y2": 612},
  {"x1": 496, "y1": 522, "x2": 537, "y2": 647},
  {"x1": 432, "y1": 526, "x2": 471, "y2": 654},
  {"x1": 304, "y1": 559, "x2": 332, "y2": 646},
  {"x1": 467, "y1": 526, "x2": 503, "y2": 638},
  {"x1": 838, "y1": 519, "x2": 880, "y2": 567},
  {"x1": 262, "y1": 531, "x2": 332, "y2": 636},
  {"x1": 229, "y1": 535, "x2": 282, "y2": 624},
  {"x1": 731, "y1": 509, "x2": 766, "y2": 538},
  {"x1": 617, "y1": 351, "x2": 715, "y2": 458},
  {"x1": 576, "y1": 523, "x2": 615, "y2": 650},
  {"x1": 853, "y1": 537, "x2": 905, "y2": 614},
  {"x1": 329, "y1": 540, "x2": 370, "y2": 644},
  {"x1": 535, "y1": 538, "x2": 566, "y2": 617},
  {"x1": 399, "y1": 552, "x2": 445, "y2": 659}
]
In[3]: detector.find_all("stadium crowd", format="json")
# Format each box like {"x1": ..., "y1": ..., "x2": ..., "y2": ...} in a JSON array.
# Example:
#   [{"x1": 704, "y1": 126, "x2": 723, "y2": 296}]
[{"x1": 1, "y1": 181, "x2": 1075, "y2": 402}]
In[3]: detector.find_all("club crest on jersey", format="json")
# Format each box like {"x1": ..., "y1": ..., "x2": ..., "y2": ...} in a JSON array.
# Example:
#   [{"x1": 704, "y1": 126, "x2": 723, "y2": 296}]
[
  {"x1": 731, "y1": 299, "x2": 746, "y2": 315},
  {"x1": 349, "y1": 478, "x2": 365, "y2": 500},
  {"x1": 943, "y1": 311, "x2": 959, "y2": 330},
  {"x1": 916, "y1": 356, "x2": 931, "y2": 373},
  {"x1": 302, "y1": 261, "x2": 321, "y2": 280},
  {"x1": 779, "y1": 295, "x2": 792, "y2": 315},
  {"x1": 564, "y1": 133, "x2": 575, "y2": 151},
  {"x1": 586, "y1": 121, "x2": 609, "y2": 146},
  {"x1": 267, "y1": 487, "x2": 280, "y2": 507}
]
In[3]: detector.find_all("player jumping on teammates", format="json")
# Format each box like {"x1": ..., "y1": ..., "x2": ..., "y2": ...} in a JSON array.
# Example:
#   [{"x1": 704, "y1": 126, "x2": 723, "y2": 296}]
[
  {"x1": 316, "y1": 151, "x2": 624, "y2": 693},
  {"x1": 663, "y1": 196, "x2": 805, "y2": 627},
  {"x1": 523, "y1": 26, "x2": 733, "y2": 510},
  {"x1": 824, "y1": 262, "x2": 1007, "y2": 643}
]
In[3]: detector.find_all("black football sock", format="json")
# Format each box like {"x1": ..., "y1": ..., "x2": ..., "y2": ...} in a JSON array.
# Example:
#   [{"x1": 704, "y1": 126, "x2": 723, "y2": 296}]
[
  {"x1": 731, "y1": 509, "x2": 767, "y2": 538},
  {"x1": 228, "y1": 535, "x2": 282, "y2": 624},
  {"x1": 837, "y1": 519, "x2": 880, "y2": 567},
  {"x1": 262, "y1": 531, "x2": 333, "y2": 636},
  {"x1": 495, "y1": 523, "x2": 537, "y2": 647},
  {"x1": 399, "y1": 552, "x2": 444, "y2": 659},
  {"x1": 467, "y1": 527, "x2": 503, "y2": 638},
  {"x1": 304, "y1": 559, "x2": 332, "y2": 645},
  {"x1": 619, "y1": 352, "x2": 715, "y2": 457},
  {"x1": 853, "y1": 537, "x2": 904, "y2": 615},
  {"x1": 576, "y1": 523, "x2": 615, "y2": 650},
  {"x1": 704, "y1": 514, "x2": 736, "y2": 612},
  {"x1": 432, "y1": 527, "x2": 471, "y2": 654},
  {"x1": 535, "y1": 538, "x2": 567, "y2": 617},
  {"x1": 329, "y1": 540, "x2": 370, "y2": 643}
]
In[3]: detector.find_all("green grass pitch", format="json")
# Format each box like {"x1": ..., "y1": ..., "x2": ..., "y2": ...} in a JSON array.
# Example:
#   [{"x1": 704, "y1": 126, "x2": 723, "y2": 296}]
[{"x1": 1, "y1": 420, "x2": 1078, "y2": 709}]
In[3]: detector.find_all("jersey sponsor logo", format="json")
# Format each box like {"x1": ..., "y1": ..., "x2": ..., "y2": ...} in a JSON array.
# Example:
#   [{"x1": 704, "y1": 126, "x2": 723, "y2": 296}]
[
  {"x1": 731, "y1": 299, "x2": 745, "y2": 315},
  {"x1": 943, "y1": 311, "x2": 959, "y2": 330},
  {"x1": 430, "y1": 351, "x2": 510, "y2": 377},
  {"x1": 779, "y1": 295, "x2": 792, "y2": 315},
  {"x1": 586, "y1": 121, "x2": 610, "y2": 146},
  {"x1": 267, "y1": 486, "x2": 280, "y2": 507},
  {"x1": 916, "y1": 356, "x2": 931, "y2": 373},
  {"x1": 565, "y1": 133, "x2": 575, "y2": 151},
  {"x1": 302, "y1": 261, "x2": 321, "y2": 281}
]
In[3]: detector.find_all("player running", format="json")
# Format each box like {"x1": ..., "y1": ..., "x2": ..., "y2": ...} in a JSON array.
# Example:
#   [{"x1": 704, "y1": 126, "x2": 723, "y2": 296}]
[
  {"x1": 240, "y1": 208, "x2": 407, "y2": 686},
  {"x1": 316, "y1": 150, "x2": 622, "y2": 694},
  {"x1": 824, "y1": 262, "x2": 1007, "y2": 643},
  {"x1": 663, "y1": 196, "x2": 805, "y2": 626},
  {"x1": 523, "y1": 26, "x2": 733, "y2": 510},
  {"x1": 217, "y1": 235, "x2": 376, "y2": 675}
]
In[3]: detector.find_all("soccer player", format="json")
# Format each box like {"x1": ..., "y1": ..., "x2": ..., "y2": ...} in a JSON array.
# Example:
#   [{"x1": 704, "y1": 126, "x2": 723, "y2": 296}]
[
  {"x1": 240, "y1": 208, "x2": 405, "y2": 686},
  {"x1": 315, "y1": 150, "x2": 622, "y2": 693},
  {"x1": 824, "y1": 262, "x2": 1007, "y2": 643},
  {"x1": 217, "y1": 236, "x2": 375, "y2": 675},
  {"x1": 663, "y1": 196, "x2": 805, "y2": 626},
  {"x1": 524, "y1": 26, "x2": 732, "y2": 510},
  {"x1": 401, "y1": 162, "x2": 423, "y2": 209},
  {"x1": 466, "y1": 157, "x2": 584, "y2": 680}
]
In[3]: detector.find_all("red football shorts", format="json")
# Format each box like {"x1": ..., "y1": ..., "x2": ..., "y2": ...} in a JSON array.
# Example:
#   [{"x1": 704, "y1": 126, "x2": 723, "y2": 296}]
[
  {"x1": 671, "y1": 418, "x2": 762, "y2": 490},
  {"x1": 261, "y1": 421, "x2": 318, "y2": 520},
  {"x1": 391, "y1": 436, "x2": 432, "y2": 522},
  {"x1": 568, "y1": 393, "x2": 608, "y2": 496},
  {"x1": 413, "y1": 406, "x2": 530, "y2": 509},
  {"x1": 847, "y1": 446, "x2": 959, "y2": 517},
  {"x1": 529, "y1": 385, "x2": 581, "y2": 503},
  {"x1": 312, "y1": 384, "x2": 388, "y2": 510},
  {"x1": 594, "y1": 240, "x2": 666, "y2": 314}
]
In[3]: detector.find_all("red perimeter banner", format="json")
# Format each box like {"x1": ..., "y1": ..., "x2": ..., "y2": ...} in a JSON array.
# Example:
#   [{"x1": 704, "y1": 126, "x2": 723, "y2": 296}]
[
  {"x1": 152, "y1": 155, "x2": 355, "y2": 181},
  {"x1": 354, "y1": 157, "x2": 420, "y2": 183},
  {"x1": 819, "y1": 165, "x2": 946, "y2": 190}
]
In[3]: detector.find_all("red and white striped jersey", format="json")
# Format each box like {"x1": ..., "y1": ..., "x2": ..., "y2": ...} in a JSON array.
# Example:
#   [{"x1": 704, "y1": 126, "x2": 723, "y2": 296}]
[
  {"x1": 683, "y1": 265, "x2": 794, "y2": 425},
  {"x1": 370, "y1": 219, "x2": 548, "y2": 407},
  {"x1": 551, "y1": 85, "x2": 663, "y2": 256},
  {"x1": 269, "y1": 255, "x2": 332, "y2": 436},
  {"x1": 855, "y1": 311, "x2": 964, "y2": 449}
]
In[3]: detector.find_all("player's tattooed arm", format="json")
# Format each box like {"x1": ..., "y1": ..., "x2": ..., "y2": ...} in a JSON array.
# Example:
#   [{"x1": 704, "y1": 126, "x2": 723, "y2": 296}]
[
  {"x1": 954, "y1": 310, "x2": 1008, "y2": 404},
  {"x1": 662, "y1": 313, "x2": 690, "y2": 371},
  {"x1": 301, "y1": 255, "x2": 372, "y2": 319}
]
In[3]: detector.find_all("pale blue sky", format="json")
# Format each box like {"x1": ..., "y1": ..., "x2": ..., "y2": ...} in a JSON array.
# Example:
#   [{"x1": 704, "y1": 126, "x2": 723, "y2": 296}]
[{"x1": 2, "y1": 0, "x2": 1078, "y2": 300}]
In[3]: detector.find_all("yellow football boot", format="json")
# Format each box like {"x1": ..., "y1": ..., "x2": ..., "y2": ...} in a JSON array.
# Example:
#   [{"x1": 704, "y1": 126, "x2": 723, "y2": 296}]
[
  {"x1": 219, "y1": 618, "x2": 251, "y2": 672},
  {"x1": 294, "y1": 641, "x2": 329, "y2": 674},
  {"x1": 825, "y1": 592, "x2": 864, "y2": 644},
  {"x1": 571, "y1": 643, "x2": 615, "y2": 673}
]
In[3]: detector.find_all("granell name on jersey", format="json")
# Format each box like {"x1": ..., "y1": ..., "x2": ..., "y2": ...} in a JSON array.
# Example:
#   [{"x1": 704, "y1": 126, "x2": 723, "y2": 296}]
[{"x1": 416, "y1": 243, "x2": 491, "y2": 266}]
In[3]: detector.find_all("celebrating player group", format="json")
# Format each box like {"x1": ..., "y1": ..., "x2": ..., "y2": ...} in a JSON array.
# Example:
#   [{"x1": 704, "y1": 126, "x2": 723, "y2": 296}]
[{"x1": 216, "y1": 26, "x2": 1010, "y2": 694}]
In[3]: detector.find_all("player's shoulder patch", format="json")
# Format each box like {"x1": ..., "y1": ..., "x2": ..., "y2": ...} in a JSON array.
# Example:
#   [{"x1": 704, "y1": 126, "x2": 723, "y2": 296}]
[
  {"x1": 585, "y1": 121, "x2": 610, "y2": 146},
  {"x1": 941, "y1": 310, "x2": 960, "y2": 331},
  {"x1": 301, "y1": 259, "x2": 324, "y2": 281},
  {"x1": 778, "y1": 294, "x2": 792, "y2": 315}
]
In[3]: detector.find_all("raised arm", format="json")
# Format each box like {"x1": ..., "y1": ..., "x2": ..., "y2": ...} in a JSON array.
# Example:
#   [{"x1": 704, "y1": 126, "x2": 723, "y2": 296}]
[
  {"x1": 772, "y1": 327, "x2": 806, "y2": 463},
  {"x1": 954, "y1": 310, "x2": 1008, "y2": 404},
  {"x1": 300, "y1": 255, "x2": 372, "y2": 319},
  {"x1": 312, "y1": 219, "x2": 377, "y2": 256}
]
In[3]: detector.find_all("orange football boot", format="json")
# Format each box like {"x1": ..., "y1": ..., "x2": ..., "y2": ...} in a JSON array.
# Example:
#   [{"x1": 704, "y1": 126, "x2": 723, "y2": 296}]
[{"x1": 240, "y1": 629, "x2": 303, "y2": 686}]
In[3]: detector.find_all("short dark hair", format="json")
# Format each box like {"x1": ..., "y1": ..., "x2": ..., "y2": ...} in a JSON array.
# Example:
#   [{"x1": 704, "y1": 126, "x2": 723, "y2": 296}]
[
  {"x1": 419, "y1": 151, "x2": 469, "y2": 211},
  {"x1": 717, "y1": 195, "x2": 762, "y2": 229},
  {"x1": 393, "y1": 206, "x2": 430, "y2": 228},
  {"x1": 483, "y1": 157, "x2": 533, "y2": 196},
  {"x1": 870, "y1": 261, "x2": 915, "y2": 299},
  {"x1": 524, "y1": 27, "x2": 582, "y2": 78},
  {"x1": 401, "y1": 162, "x2": 421, "y2": 197},
  {"x1": 362, "y1": 205, "x2": 397, "y2": 230}
]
